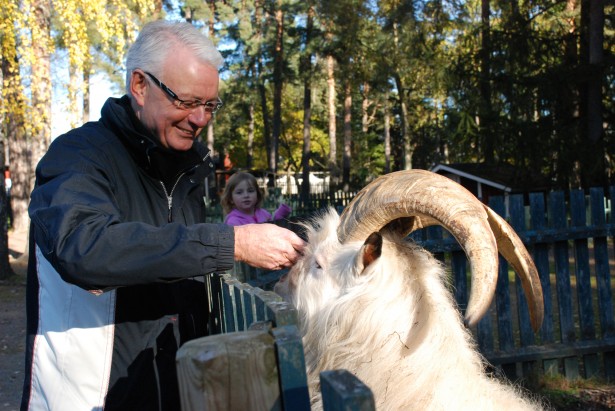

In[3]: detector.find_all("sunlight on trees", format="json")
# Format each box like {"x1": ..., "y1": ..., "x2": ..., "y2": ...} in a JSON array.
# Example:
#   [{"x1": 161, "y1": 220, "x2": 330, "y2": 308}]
[{"x1": 1, "y1": 0, "x2": 613, "y2": 242}]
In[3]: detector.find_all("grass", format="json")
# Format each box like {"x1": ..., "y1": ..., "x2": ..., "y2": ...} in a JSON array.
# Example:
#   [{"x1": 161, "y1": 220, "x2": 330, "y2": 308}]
[{"x1": 531, "y1": 374, "x2": 614, "y2": 410}]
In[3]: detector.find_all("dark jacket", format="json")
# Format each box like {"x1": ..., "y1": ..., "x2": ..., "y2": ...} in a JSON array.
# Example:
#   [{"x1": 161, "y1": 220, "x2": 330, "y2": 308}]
[{"x1": 22, "y1": 96, "x2": 234, "y2": 411}]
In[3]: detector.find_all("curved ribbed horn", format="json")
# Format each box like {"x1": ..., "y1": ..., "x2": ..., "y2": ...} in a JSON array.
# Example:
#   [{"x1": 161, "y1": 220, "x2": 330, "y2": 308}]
[
  {"x1": 483, "y1": 206, "x2": 544, "y2": 331},
  {"x1": 337, "y1": 169, "x2": 543, "y2": 329}
]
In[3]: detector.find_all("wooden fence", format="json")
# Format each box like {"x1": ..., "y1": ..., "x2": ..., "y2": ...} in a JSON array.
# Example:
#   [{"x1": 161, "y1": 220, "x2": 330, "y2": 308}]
[
  {"x1": 213, "y1": 185, "x2": 615, "y2": 381},
  {"x1": 204, "y1": 190, "x2": 359, "y2": 223},
  {"x1": 411, "y1": 186, "x2": 615, "y2": 382},
  {"x1": 176, "y1": 274, "x2": 375, "y2": 410},
  {"x1": 234, "y1": 184, "x2": 615, "y2": 383}
]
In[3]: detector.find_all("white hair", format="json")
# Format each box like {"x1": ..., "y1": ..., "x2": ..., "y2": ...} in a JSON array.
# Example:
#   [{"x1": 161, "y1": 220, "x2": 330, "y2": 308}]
[{"x1": 124, "y1": 20, "x2": 223, "y2": 94}]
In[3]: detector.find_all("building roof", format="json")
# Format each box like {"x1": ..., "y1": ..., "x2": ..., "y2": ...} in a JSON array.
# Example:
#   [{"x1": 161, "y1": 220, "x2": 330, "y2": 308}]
[{"x1": 430, "y1": 163, "x2": 551, "y2": 193}]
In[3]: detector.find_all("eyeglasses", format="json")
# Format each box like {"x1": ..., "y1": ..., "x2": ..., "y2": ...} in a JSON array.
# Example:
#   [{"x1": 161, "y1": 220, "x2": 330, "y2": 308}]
[{"x1": 143, "y1": 71, "x2": 223, "y2": 114}]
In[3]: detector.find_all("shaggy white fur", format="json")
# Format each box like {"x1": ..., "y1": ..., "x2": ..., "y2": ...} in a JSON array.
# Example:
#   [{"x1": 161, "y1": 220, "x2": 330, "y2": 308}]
[{"x1": 275, "y1": 209, "x2": 547, "y2": 411}]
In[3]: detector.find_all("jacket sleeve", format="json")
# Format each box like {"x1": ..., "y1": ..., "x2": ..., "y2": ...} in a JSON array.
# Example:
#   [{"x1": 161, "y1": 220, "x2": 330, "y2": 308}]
[
  {"x1": 273, "y1": 203, "x2": 292, "y2": 220},
  {"x1": 29, "y1": 132, "x2": 235, "y2": 291}
]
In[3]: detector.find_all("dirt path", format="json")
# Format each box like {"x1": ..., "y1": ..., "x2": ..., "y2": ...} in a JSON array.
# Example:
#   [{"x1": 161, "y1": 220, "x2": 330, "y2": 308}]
[{"x1": 1, "y1": 228, "x2": 27, "y2": 411}]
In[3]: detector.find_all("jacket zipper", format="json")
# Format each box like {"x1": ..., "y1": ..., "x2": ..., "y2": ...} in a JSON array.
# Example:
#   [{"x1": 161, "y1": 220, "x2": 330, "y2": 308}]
[
  {"x1": 160, "y1": 152, "x2": 211, "y2": 222},
  {"x1": 161, "y1": 177, "x2": 182, "y2": 223}
]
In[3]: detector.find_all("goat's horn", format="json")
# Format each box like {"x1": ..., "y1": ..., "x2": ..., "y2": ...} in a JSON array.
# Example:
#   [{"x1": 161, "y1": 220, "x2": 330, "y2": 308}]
[
  {"x1": 338, "y1": 169, "x2": 542, "y2": 329},
  {"x1": 483, "y1": 206, "x2": 544, "y2": 331}
]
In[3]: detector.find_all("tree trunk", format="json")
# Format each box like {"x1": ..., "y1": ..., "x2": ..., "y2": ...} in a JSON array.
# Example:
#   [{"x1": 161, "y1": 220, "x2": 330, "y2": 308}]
[
  {"x1": 586, "y1": 0, "x2": 603, "y2": 144},
  {"x1": 479, "y1": 0, "x2": 494, "y2": 163},
  {"x1": 552, "y1": 0, "x2": 579, "y2": 188},
  {"x1": 392, "y1": 21, "x2": 412, "y2": 170},
  {"x1": 11, "y1": 0, "x2": 52, "y2": 238},
  {"x1": 206, "y1": 0, "x2": 217, "y2": 161},
  {"x1": 585, "y1": 0, "x2": 605, "y2": 185},
  {"x1": 342, "y1": 80, "x2": 352, "y2": 191},
  {"x1": 258, "y1": 75, "x2": 271, "y2": 171},
  {"x1": 83, "y1": 59, "x2": 91, "y2": 124},
  {"x1": 383, "y1": 92, "x2": 391, "y2": 174},
  {"x1": 361, "y1": 82, "x2": 370, "y2": 133},
  {"x1": 0, "y1": 140, "x2": 13, "y2": 279},
  {"x1": 270, "y1": 6, "x2": 284, "y2": 182},
  {"x1": 247, "y1": 104, "x2": 255, "y2": 170},
  {"x1": 394, "y1": 73, "x2": 411, "y2": 170},
  {"x1": 254, "y1": 4, "x2": 271, "y2": 175},
  {"x1": 0, "y1": 5, "x2": 21, "y2": 278},
  {"x1": 326, "y1": 54, "x2": 338, "y2": 192},
  {"x1": 300, "y1": 3, "x2": 314, "y2": 205}
]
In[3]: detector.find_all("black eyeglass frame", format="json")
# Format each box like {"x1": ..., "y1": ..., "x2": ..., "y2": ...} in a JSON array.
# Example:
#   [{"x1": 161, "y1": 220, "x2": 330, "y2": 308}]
[{"x1": 143, "y1": 71, "x2": 223, "y2": 114}]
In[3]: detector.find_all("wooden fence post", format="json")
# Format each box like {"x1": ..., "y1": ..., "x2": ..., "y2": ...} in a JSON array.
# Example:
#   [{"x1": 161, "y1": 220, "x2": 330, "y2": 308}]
[
  {"x1": 591, "y1": 187, "x2": 615, "y2": 380},
  {"x1": 176, "y1": 331, "x2": 281, "y2": 411},
  {"x1": 551, "y1": 191, "x2": 580, "y2": 379},
  {"x1": 320, "y1": 370, "x2": 375, "y2": 411}
]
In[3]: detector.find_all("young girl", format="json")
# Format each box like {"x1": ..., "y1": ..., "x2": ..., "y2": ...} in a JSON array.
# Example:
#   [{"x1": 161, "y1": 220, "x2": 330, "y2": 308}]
[{"x1": 221, "y1": 172, "x2": 292, "y2": 226}]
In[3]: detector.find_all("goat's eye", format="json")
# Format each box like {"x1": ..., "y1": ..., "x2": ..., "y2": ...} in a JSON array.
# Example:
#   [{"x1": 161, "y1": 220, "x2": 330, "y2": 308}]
[{"x1": 314, "y1": 260, "x2": 322, "y2": 270}]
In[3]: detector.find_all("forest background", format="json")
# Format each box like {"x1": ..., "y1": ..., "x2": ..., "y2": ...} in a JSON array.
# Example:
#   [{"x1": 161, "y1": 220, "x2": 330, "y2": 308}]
[{"x1": 0, "y1": 0, "x2": 613, "y2": 278}]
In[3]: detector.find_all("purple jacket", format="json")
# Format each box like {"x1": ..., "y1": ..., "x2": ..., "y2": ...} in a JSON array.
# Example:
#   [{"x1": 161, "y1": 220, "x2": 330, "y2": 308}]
[{"x1": 224, "y1": 204, "x2": 291, "y2": 226}]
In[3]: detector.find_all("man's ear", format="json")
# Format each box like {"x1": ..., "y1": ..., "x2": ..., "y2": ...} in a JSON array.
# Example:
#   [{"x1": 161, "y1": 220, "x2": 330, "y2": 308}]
[{"x1": 129, "y1": 70, "x2": 148, "y2": 107}]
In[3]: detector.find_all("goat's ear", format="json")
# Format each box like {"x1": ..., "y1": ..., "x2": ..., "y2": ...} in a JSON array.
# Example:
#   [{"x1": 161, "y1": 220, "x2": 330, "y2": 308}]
[{"x1": 357, "y1": 232, "x2": 382, "y2": 274}]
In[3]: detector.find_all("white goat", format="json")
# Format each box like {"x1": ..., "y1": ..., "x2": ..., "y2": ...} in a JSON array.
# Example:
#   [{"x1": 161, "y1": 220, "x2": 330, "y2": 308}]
[{"x1": 275, "y1": 170, "x2": 546, "y2": 411}]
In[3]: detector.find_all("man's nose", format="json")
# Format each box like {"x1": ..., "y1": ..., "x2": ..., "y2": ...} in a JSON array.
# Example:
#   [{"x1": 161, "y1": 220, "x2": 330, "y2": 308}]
[{"x1": 188, "y1": 106, "x2": 212, "y2": 127}]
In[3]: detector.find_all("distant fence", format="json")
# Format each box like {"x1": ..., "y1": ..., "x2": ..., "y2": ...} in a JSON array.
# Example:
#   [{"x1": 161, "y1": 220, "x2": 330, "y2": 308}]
[
  {"x1": 411, "y1": 185, "x2": 615, "y2": 382},
  {"x1": 204, "y1": 189, "x2": 359, "y2": 223}
]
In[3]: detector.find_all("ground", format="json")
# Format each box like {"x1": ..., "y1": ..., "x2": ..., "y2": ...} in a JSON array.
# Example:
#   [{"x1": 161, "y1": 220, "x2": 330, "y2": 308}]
[
  {"x1": 1, "y1": 227, "x2": 27, "y2": 411},
  {"x1": 1, "y1": 228, "x2": 614, "y2": 411}
]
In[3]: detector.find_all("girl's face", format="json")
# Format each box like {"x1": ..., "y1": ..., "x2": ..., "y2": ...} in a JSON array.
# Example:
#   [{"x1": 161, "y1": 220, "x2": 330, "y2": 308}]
[{"x1": 231, "y1": 180, "x2": 258, "y2": 214}]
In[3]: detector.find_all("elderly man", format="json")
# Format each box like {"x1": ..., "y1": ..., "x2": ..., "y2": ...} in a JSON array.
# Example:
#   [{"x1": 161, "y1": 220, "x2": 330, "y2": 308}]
[{"x1": 21, "y1": 20, "x2": 304, "y2": 411}]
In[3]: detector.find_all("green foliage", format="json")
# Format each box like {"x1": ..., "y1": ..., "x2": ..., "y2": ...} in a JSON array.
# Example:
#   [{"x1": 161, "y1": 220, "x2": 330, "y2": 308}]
[{"x1": 6, "y1": 0, "x2": 614, "y2": 193}]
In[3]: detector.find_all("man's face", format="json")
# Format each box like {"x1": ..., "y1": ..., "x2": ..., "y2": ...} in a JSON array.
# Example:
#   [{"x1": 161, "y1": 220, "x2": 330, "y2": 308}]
[{"x1": 131, "y1": 46, "x2": 220, "y2": 151}]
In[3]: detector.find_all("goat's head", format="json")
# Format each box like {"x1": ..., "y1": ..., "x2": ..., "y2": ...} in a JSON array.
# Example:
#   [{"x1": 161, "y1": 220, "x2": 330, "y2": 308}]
[{"x1": 275, "y1": 169, "x2": 544, "y2": 331}]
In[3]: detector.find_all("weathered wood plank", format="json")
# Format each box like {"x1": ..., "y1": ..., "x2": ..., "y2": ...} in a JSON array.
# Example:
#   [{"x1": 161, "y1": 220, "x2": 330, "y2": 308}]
[
  {"x1": 222, "y1": 276, "x2": 238, "y2": 333},
  {"x1": 253, "y1": 288, "x2": 276, "y2": 321},
  {"x1": 486, "y1": 336, "x2": 615, "y2": 365},
  {"x1": 550, "y1": 190, "x2": 580, "y2": 380},
  {"x1": 242, "y1": 284, "x2": 256, "y2": 328},
  {"x1": 232, "y1": 281, "x2": 248, "y2": 331},
  {"x1": 266, "y1": 299, "x2": 299, "y2": 327},
  {"x1": 570, "y1": 190, "x2": 600, "y2": 377},
  {"x1": 529, "y1": 192, "x2": 557, "y2": 375},
  {"x1": 477, "y1": 305, "x2": 495, "y2": 353},
  {"x1": 205, "y1": 273, "x2": 224, "y2": 335},
  {"x1": 591, "y1": 187, "x2": 615, "y2": 380},
  {"x1": 510, "y1": 194, "x2": 535, "y2": 347},
  {"x1": 489, "y1": 198, "x2": 513, "y2": 350},
  {"x1": 320, "y1": 370, "x2": 375, "y2": 411},
  {"x1": 271, "y1": 325, "x2": 311, "y2": 411},
  {"x1": 452, "y1": 250, "x2": 468, "y2": 314},
  {"x1": 418, "y1": 224, "x2": 615, "y2": 252},
  {"x1": 427, "y1": 225, "x2": 445, "y2": 264},
  {"x1": 509, "y1": 194, "x2": 539, "y2": 379},
  {"x1": 176, "y1": 331, "x2": 281, "y2": 411},
  {"x1": 489, "y1": 197, "x2": 516, "y2": 379}
]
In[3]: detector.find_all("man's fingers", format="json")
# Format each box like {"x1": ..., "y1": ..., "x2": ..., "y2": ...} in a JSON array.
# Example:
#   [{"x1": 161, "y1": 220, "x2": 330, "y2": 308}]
[{"x1": 234, "y1": 223, "x2": 306, "y2": 269}]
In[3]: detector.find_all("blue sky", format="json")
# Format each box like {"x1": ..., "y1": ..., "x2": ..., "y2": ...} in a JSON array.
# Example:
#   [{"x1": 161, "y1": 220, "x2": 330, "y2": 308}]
[{"x1": 51, "y1": 51, "x2": 123, "y2": 138}]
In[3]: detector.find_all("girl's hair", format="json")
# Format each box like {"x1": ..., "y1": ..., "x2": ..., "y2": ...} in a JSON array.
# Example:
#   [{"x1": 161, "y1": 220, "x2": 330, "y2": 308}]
[{"x1": 221, "y1": 172, "x2": 264, "y2": 214}]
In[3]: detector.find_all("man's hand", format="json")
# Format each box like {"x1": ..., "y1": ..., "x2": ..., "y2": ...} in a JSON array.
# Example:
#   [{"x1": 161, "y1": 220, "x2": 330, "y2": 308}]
[{"x1": 234, "y1": 223, "x2": 306, "y2": 270}]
